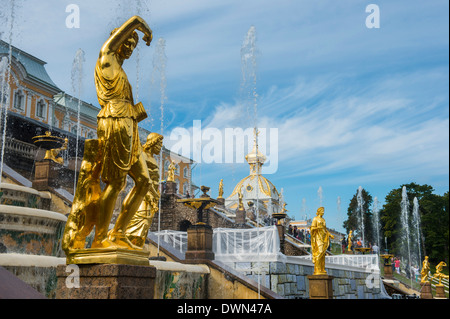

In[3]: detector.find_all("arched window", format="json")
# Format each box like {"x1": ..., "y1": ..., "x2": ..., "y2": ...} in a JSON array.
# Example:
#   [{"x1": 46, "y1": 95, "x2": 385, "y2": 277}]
[
  {"x1": 14, "y1": 90, "x2": 25, "y2": 110},
  {"x1": 175, "y1": 163, "x2": 180, "y2": 176},
  {"x1": 183, "y1": 166, "x2": 189, "y2": 178},
  {"x1": 36, "y1": 99, "x2": 46, "y2": 118},
  {"x1": 183, "y1": 182, "x2": 189, "y2": 195}
]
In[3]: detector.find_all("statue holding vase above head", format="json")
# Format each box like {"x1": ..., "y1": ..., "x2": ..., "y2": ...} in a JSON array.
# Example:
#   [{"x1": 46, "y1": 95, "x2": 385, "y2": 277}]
[{"x1": 62, "y1": 16, "x2": 155, "y2": 262}]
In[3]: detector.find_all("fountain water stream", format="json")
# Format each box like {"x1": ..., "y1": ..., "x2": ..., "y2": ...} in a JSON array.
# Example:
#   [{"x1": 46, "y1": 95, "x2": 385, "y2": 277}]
[
  {"x1": 400, "y1": 186, "x2": 412, "y2": 279},
  {"x1": 357, "y1": 186, "x2": 365, "y2": 246},
  {"x1": 70, "y1": 48, "x2": 85, "y2": 192},
  {"x1": 412, "y1": 197, "x2": 422, "y2": 269},
  {"x1": 373, "y1": 196, "x2": 380, "y2": 250}
]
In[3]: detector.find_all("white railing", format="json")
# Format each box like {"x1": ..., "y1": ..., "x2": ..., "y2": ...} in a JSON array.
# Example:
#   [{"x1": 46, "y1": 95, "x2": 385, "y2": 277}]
[
  {"x1": 150, "y1": 225, "x2": 282, "y2": 262},
  {"x1": 213, "y1": 226, "x2": 282, "y2": 262},
  {"x1": 297, "y1": 254, "x2": 380, "y2": 271},
  {"x1": 152, "y1": 229, "x2": 187, "y2": 253}
]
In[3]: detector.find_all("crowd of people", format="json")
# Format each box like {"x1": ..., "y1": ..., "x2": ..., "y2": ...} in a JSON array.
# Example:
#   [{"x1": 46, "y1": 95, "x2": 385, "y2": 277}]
[{"x1": 287, "y1": 225, "x2": 311, "y2": 244}]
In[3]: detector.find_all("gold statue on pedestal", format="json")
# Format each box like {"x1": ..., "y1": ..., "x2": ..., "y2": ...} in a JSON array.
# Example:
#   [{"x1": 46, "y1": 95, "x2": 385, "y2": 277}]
[
  {"x1": 218, "y1": 179, "x2": 224, "y2": 198},
  {"x1": 62, "y1": 16, "x2": 154, "y2": 265},
  {"x1": 310, "y1": 207, "x2": 334, "y2": 275},
  {"x1": 432, "y1": 261, "x2": 449, "y2": 286},
  {"x1": 347, "y1": 230, "x2": 353, "y2": 252},
  {"x1": 421, "y1": 256, "x2": 430, "y2": 283}
]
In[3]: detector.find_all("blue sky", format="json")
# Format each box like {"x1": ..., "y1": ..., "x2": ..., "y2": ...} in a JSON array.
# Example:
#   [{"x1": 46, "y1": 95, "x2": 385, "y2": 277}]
[{"x1": 1, "y1": 0, "x2": 448, "y2": 233}]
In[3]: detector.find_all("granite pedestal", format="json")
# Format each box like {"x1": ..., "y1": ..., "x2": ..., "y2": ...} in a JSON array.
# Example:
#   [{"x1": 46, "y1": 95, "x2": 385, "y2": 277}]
[
  {"x1": 56, "y1": 263, "x2": 156, "y2": 299},
  {"x1": 420, "y1": 282, "x2": 433, "y2": 299},
  {"x1": 185, "y1": 224, "x2": 214, "y2": 261},
  {"x1": 307, "y1": 274, "x2": 334, "y2": 299}
]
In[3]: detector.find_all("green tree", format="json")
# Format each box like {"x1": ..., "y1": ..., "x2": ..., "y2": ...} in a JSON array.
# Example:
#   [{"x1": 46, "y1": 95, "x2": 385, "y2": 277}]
[
  {"x1": 343, "y1": 187, "x2": 373, "y2": 246},
  {"x1": 380, "y1": 183, "x2": 448, "y2": 265}
]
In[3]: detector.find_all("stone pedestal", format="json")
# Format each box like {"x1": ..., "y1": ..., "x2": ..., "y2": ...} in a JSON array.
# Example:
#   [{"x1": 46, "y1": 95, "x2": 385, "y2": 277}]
[
  {"x1": 383, "y1": 265, "x2": 393, "y2": 279},
  {"x1": 185, "y1": 224, "x2": 214, "y2": 260},
  {"x1": 435, "y1": 285, "x2": 446, "y2": 298},
  {"x1": 217, "y1": 197, "x2": 225, "y2": 206},
  {"x1": 307, "y1": 275, "x2": 334, "y2": 299},
  {"x1": 56, "y1": 264, "x2": 156, "y2": 299},
  {"x1": 32, "y1": 160, "x2": 60, "y2": 191},
  {"x1": 165, "y1": 181, "x2": 177, "y2": 195},
  {"x1": 235, "y1": 207, "x2": 246, "y2": 225},
  {"x1": 345, "y1": 250, "x2": 354, "y2": 255},
  {"x1": 420, "y1": 282, "x2": 433, "y2": 299}
]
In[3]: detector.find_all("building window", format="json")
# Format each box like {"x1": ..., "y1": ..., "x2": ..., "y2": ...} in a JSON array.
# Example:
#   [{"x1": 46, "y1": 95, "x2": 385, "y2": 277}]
[
  {"x1": 183, "y1": 182, "x2": 189, "y2": 195},
  {"x1": 183, "y1": 166, "x2": 189, "y2": 178},
  {"x1": 175, "y1": 163, "x2": 180, "y2": 176},
  {"x1": 36, "y1": 99, "x2": 46, "y2": 118},
  {"x1": 14, "y1": 90, "x2": 25, "y2": 110}
]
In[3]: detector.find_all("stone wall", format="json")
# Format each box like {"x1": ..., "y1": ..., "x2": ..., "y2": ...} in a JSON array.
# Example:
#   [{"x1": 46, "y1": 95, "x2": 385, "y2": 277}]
[
  {"x1": 229, "y1": 256, "x2": 385, "y2": 299},
  {"x1": 150, "y1": 193, "x2": 236, "y2": 232}
]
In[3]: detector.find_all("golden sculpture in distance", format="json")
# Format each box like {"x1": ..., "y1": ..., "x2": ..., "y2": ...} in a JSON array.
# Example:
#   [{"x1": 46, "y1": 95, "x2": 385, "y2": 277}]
[
  {"x1": 218, "y1": 179, "x2": 224, "y2": 198},
  {"x1": 166, "y1": 161, "x2": 176, "y2": 182},
  {"x1": 44, "y1": 137, "x2": 68, "y2": 164},
  {"x1": 62, "y1": 16, "x2": 154, "y2": 264},
  {"x1": 310, "y1": 207, "x2": 334, "y2": 275},
  {"x1": 125, "y1": 133, "x2": 163, "y2": 247},
  {"x1": 347, "y1": 230, "x2": 353, "y2": 252},
  {"x1": 237, "y1": 186, "x2": 244, "y2": 210},
  {"x1": 421, "y1": 256, "x2": 430, "y2": 283},
  {"x1": 432, "y1": 261, "x2": 449, "y2": 286}
]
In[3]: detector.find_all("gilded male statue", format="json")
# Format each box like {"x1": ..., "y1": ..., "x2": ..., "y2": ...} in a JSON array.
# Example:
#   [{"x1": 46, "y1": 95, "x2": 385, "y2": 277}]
[
  {"x1": 421, "y1": 256, "x2": 430, "y2": 283},
  {"x1": 310, "y1": 207, "x2": 334, "y2": 275},
  {"x1": 92, "y1": 16, "x2": 153, "y2": 250},
  {"x1": 125, "y1": 133, "x2": 163, "y2": 247}
]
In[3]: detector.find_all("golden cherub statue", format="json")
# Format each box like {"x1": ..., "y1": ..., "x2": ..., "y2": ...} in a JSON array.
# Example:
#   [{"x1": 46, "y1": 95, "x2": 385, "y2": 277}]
[
  {"x1": 421, "y1": 256, "x2": 430, "y2": 283},
  {"x1": 167, "y1": 161, "x2": 176, "y2": 182},
  {"x1": 310, "y1": 207, "x2": 334, "y2": 275},
  {"x1": 61, "y1": 16, "x2": 154, "y2": 261},
  {"x1": 432, "y1": 261, "x2": 449, "y2": 286}
]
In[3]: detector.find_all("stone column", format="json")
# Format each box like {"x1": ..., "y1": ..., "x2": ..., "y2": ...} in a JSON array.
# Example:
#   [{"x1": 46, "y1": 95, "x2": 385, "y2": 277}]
[
  {"x1": 307, "y1": 275, "x2": 334, "y2": 299},
  {"x1": 185, "y1": 224, "x2": 215, "y2": 261},
  {"x1": 32, "y1": 160, "x2": 60, "y2": 191}
]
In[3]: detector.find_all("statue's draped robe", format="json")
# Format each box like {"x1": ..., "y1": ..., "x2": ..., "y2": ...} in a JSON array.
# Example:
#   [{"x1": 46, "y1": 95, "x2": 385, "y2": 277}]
[
  {"x1": 95, "y1": 58, "x2": 141, "y2": 182},
  {"x1": 311, "y1": 216, "x2": 330, "y2": 275}
]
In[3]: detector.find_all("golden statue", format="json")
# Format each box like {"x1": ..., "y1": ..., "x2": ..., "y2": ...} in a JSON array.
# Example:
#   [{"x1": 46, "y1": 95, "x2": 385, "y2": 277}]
[
  {"x1": 167, "y1": 161, "x2": 176, "y2": 182},
  {"x1": 44, "y1": 138, "x2": 68, "y2": 164},
  {"x1": 238, "y1": 186, "x2": 244, "y2": 210},
  {"x1": 432, "y1": 261, "x2": 449, "y2": 286},
  {"x1": 218, "y1": 179, "x2": 224, "y2": 198},
  {"x1": 125, "y1": 133, "x2": 163, "y2": 247},
  {"x1": 61, "y1": 16, "x2": 154, "y2": 263},
  {"x1": 421, "y1": 256, "x2": 430, "y2": 283},
  {"x1": 310, "y1": 207, "x2": 334, "y2": 275},
  {"x1": 347, "y1": 230, "x2": 353, "y2": 252}
]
